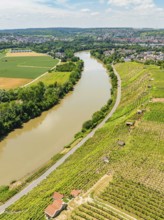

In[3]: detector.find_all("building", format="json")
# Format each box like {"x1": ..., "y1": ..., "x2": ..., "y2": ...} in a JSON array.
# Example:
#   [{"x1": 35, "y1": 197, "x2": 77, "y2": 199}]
[
  {"x1": 11, "y1": 49, "x2": 32, "y2": 53},
  {"x1": 52, "y1": 192, "x2": 64, "y2": 200},
  {"x1": 45, "y1": 200, "x2": 66, "y2": 219},
  {"x1": 70, "y1": 190, "x2": 81, "y2": 198}
]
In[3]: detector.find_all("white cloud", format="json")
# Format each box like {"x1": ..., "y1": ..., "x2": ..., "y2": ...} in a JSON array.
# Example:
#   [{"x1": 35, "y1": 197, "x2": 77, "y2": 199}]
[
  {"x1": 91, "y1": 12, "x2": 100, "y2": 16},
  {"x1": 81, "y1": 8, "x2": 91, "y2": 12},
  {"x1": 0, "y1": 0, "x2": 163, "y2": 29},
  {"x1": 108, "y1": 0, "x2": 155, "y2": 8}
]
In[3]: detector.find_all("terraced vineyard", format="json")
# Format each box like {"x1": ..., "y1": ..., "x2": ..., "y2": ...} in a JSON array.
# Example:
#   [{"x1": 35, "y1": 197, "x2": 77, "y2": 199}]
[
  {"x1": 0, "y1": 62, "x2": 163, "y2": 220},
  {"x1": 71, "y1": 202, "x2": 126, "y2": 220},
  {"x1": 100, "y1": 177, "x2": 164, "y2": 220}
]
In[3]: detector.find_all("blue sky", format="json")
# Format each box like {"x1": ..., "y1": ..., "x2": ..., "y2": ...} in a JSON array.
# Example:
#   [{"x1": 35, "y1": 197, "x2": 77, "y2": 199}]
[{"x1": 0, "y1": 0, "x2": 163, "y2": 29}]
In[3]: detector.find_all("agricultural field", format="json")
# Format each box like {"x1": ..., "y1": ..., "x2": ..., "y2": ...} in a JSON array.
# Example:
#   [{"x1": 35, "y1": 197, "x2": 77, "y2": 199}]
[
  {"x1": 31, "y1": 71, "x2": 71, "y2": 86},
  {"x1": 147, "y1": 65, "x2": 164, "y2": 98},
  {"x1": 6, "y1": 51, "x2": 48, "y2": 57},
  {"x1": 0, "y1": 53, "x2": 58, "y2": 89},
  {"x1": 0, "y1": 62, "x2": 163, "y2": 220}
]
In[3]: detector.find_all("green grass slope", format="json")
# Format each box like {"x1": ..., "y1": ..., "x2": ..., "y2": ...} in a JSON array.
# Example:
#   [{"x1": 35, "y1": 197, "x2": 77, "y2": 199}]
[
  {"x1": 31, "y1": 71, "x2": 71, "y2": 86},
  {"x1": 0, "y1": 62, "x2": 163, "y2": 220}
]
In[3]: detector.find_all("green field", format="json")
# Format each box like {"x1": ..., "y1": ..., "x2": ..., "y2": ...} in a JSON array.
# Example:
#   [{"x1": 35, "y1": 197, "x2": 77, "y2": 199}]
[
  {"x1": 148, "y1": 65, "x2": 164, "y2": 98},
  {"x1": 0, "y1": 62, "x2": 163, "y2": 220},
  {"x1": 0, "y1": 56, "x2": 58, "y2": 79},
  {"x1": 0, "y1": 52, "x2": 5, "y2": 60},
  {"x1": 31, "y1": 71, "x2": 71, "y2": 86}
]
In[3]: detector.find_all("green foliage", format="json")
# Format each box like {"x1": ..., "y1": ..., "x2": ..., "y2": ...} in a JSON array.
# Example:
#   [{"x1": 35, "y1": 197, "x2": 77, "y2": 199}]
[
  {"x1": 56, "y1": 62, "x2": 75, "y2": 72},
  {"x1": 144, "y1": 103, "x2": 164, "y2": 123},
  {"x1": 0, "y1": 186, "x2": 18, "y2": 204},
  {"x1": 100, "y1": 177, "x2": 164, "y2": 220}
]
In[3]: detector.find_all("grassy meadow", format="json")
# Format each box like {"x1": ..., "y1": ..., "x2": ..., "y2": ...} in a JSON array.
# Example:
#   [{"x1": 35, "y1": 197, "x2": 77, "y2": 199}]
[
  {"x1": 0, "y1": 56, "x2": 58, "y2": 79},
  {"x1": 0, "y1": 62, "x2": 163, "y2": 220},
  {"x1": 31, "y1": 71, "x2": 71, "y2": 86},
  {"x1": 0, "y1": 52, "x2": 58, "y2": 89}
]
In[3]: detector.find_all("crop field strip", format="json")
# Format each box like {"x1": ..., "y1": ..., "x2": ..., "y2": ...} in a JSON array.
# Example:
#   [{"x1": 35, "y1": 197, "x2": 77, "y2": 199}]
[{"x1": 0, "y1": 62, "x2": 163, "y2": 219}]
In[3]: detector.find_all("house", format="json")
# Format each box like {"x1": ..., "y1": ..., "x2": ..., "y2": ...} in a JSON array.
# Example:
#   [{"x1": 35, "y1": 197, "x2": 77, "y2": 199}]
[
  {"x1": 70, "y1": 190, "x2": 81, "y2": 198},
  {"x1": 45, "y1": 200, "x2": 67, "y2": 219},
  {"x1": 118, "y1": 140, "x2": 125, "y2": 147},
  {"x1": 53, "y1": 192, "x2": 64, "y2": 200}
]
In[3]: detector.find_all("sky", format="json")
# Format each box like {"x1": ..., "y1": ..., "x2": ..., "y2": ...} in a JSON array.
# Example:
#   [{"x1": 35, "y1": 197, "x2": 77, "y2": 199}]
[{"x1": 0, "y1": 0, "x2": 163, "y2": 29}]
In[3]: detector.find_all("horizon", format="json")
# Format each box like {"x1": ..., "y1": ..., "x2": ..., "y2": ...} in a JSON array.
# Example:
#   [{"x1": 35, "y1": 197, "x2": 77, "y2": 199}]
[
  {"x1": 0, "y1": 26, "x2": 163, "y2": 31},
  {"x1": 0, "y1": 0, "x2": 163, "y2": 29}
]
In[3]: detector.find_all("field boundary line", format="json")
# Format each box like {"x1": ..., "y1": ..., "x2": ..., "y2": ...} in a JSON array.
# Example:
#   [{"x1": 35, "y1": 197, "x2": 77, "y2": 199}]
[{"x1": 17, "y1": 65, "x2": 52, "y2": 68}]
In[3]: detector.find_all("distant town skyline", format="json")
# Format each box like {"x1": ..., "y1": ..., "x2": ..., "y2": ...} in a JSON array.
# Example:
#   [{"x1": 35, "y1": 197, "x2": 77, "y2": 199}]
[{"x1": 0, "y1": 0, "x2": 163, "y2": 29}]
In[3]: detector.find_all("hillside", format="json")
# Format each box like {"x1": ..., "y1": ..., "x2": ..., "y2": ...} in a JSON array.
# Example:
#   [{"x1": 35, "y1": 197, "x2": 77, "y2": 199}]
[{"x1": 0, "y1": 62, "x2": 163, "y2": 220}]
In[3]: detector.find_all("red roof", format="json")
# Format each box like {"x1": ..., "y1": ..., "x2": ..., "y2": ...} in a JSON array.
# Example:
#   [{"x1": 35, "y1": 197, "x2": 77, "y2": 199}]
[
  {"x1": 53, "y1": 192, "x2": 64, "y2": 200},
  {"x1": 71, "y1": 190, "x2": 81, "y2": 197},
  {"x1": 45, "y1": 200, "x2": 63, "y2": 218}
]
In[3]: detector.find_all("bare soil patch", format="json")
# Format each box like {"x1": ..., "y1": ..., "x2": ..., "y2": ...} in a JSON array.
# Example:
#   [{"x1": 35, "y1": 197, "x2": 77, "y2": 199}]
[
  {"x1": 6, "y1": 52, "x2": 48, "y2": 57},
  {"x1": 152, "y1": 98, "x2": 164, "y2": 103},
  {"x1": 0, "y1": 77, "x2": 32, "y2": 89}
]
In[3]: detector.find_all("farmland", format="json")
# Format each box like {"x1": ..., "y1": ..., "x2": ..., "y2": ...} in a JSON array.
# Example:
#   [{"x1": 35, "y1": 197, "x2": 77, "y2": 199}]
[
  {"x1": 0, "y1": 62, "x2": 163, "y2": 220},
  {"x1": 0, "y1": 56, "x2": 58, "y2": 79},
  {"x1": 0, "y1": 53, "x2": 58, "y2": 89},
  {"x1": 31, "y1": 71, "x2": 71, "y2": 86}
]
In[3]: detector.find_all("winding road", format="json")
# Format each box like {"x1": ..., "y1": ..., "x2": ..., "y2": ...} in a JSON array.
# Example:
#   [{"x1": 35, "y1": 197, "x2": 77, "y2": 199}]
[{"x1": 0, "y1": 65, "x2": 121, "y2": 214}]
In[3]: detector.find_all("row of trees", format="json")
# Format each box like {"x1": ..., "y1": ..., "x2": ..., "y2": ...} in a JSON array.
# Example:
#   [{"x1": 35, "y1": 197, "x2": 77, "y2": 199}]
[
  {"x1": 74, "y1": 50, "x2": 118, "y2": 139},
  {"x1": 0, "y1": 60, "x2": 84, "y2": 138}
]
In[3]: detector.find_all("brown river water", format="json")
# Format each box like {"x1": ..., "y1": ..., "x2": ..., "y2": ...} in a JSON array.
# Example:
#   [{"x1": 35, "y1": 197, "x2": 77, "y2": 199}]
[{"x1": 0, "y1": 51, "x2": 111, "y2": 185}]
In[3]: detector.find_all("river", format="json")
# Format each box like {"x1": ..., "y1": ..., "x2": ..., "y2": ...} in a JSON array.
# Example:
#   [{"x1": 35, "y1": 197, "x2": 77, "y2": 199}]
[{"x1": 0, "y1": 51, "x2": 111, "y2": 185}]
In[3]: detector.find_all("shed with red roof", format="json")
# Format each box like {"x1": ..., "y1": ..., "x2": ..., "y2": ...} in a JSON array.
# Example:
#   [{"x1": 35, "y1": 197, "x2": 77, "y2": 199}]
[
  {"x1": 45, "y1": 200, "x2": 66, "y2": 219},
  {"x1": 70, "y1": 190, "x2": 81, "y2": 198},
  {"x1": 52, "y1": 192, "x2": 64, "y2": 200}
]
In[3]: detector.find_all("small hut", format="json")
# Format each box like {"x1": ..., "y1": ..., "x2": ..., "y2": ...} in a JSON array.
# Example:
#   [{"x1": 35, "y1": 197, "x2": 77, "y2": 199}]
[
  {"x1": 70, "y1": 190, "x2": 81, "y2": 198},
  {"x1": 52, "y1": 192, "x2": 64, "y2": 200},
  {"x1": 126, "y1": 121, "x2": 134, "y2": 126},
  {"x1": 118, "y1": 140, "x2": 125, "y2": 147},
  {"x1": 137, "y1": 109, "x2": 143, "y2": 114},
  {"x1": 103, "y1": 156, "x2": 110, "y2": 163}
]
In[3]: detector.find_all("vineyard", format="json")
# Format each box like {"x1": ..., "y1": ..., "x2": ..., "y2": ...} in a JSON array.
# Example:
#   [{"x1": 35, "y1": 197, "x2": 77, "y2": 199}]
[
  {"x1": 100, "y1": 177, "x2": 164, "y2": 220},
  {"x1": 70, "y1": 202, "x2": 127, "y2": 220},
  {"x1": 0, "y1": 62, "x2": 163, "y2": 219}
]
